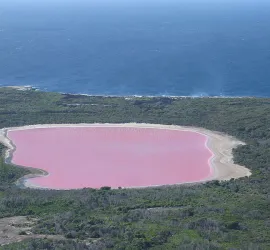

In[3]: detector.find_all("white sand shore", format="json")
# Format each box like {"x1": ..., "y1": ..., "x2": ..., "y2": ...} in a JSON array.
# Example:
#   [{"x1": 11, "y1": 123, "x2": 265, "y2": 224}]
[
  {"x1": 0, "y1": 123, "x2": 251, "y2": 189},
  {"x1": 2, "y1": 86, "x2": 33, "y2": 91}
]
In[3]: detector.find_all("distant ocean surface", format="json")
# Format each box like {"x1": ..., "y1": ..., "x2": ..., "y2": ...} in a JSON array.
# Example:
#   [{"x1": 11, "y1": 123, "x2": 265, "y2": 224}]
[{"x1": 1, "y1": 0, "x2": 270, "y2": 97}]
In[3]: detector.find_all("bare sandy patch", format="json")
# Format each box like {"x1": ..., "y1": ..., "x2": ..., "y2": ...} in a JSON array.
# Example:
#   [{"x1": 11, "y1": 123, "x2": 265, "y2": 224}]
[
  {"x1": 0, "y1": 216, "x2": 65, "y2": 246},
  {"x1": 0, "y1": 123, "x2": 251, "y2": 189}
]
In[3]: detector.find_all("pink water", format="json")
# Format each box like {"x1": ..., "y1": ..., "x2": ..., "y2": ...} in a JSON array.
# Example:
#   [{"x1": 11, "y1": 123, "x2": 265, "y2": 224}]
[{"x1": 8, "y1": 127, "x2": 213, "y2": 189}]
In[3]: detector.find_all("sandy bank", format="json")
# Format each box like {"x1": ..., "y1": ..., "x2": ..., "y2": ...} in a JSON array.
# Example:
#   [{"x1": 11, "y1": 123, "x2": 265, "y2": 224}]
[{"x1": 0, "y1": 123, "x2": 251, "y2": 189}]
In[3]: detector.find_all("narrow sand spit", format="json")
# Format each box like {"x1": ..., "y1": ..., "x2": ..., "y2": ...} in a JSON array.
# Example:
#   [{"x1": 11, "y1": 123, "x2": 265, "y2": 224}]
[{"x1": 0, "y1": 123, "x2": 251, "y2": 189}]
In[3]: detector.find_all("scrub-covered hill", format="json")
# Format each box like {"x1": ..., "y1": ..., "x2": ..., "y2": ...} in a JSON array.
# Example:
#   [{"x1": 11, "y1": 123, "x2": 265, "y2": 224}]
[{"x1": 0, "y1": 88, "x2": 269, "y2": 249}]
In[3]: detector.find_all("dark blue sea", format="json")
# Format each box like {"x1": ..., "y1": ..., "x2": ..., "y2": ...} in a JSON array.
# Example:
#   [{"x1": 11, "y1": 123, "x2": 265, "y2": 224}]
[{"x1": 1, "y1": 0, "x2": 270, "y2": 97}]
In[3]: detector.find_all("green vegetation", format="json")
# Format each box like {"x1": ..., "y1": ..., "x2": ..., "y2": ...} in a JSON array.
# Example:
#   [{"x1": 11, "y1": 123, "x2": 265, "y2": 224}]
[
  {"x1": 0, "y1": 144, "x2": 29, "y2": 187},
  {"x1": 0, "y1": 88, "x2": 269, "y2": 249}
]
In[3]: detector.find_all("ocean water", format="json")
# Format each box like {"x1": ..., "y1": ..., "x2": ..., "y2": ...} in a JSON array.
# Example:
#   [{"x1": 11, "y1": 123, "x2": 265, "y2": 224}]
[{"x1": 0, "y1": 0, "x2": 270, "y2": 97}]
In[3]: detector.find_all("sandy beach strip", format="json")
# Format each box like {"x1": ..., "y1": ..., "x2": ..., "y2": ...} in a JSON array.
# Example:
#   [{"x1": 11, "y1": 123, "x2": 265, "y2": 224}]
[{"x1": 0, "y1": 123, "x2": 251, "y2": 189}]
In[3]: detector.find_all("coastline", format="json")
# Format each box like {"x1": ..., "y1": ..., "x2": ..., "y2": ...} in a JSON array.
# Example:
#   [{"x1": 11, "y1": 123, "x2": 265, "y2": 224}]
[
  {"x1": 0, "y1": 85, "x2": 258, "y2": 98},
  {"x1": 1, "y1": 85, "x2": 34, "y2": 91},
  {"x1": 0, "y1": 123, "x2": 251, "y2": 190}
]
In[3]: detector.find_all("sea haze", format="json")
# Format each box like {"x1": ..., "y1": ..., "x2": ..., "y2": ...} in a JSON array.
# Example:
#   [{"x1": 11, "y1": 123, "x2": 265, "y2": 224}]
[{"x1": 0, "y1": 0, "x2": 270, "y2": 96}]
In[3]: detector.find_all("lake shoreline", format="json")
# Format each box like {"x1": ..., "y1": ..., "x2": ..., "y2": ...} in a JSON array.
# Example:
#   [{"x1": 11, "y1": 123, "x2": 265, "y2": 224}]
[{"x1": 0, "y1": 123, "x2": 251, "y2": 190}]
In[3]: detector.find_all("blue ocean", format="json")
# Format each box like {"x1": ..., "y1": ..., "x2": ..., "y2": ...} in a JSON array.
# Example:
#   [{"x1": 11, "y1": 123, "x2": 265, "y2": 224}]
[{"x1": 0, "y1": 0, "x2": 270, "y2": 97}]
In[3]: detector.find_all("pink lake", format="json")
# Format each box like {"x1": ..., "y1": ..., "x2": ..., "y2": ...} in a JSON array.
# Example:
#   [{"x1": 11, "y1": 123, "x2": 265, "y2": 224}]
[{"x1": 8, "y1": 127, "x2": 213, "y2": 189}]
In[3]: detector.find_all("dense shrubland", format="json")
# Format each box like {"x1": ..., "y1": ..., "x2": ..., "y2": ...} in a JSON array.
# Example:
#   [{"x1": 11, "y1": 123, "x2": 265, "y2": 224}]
[{"x1": 0, "y1": 88, "x2": 269, "y2": 249}]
